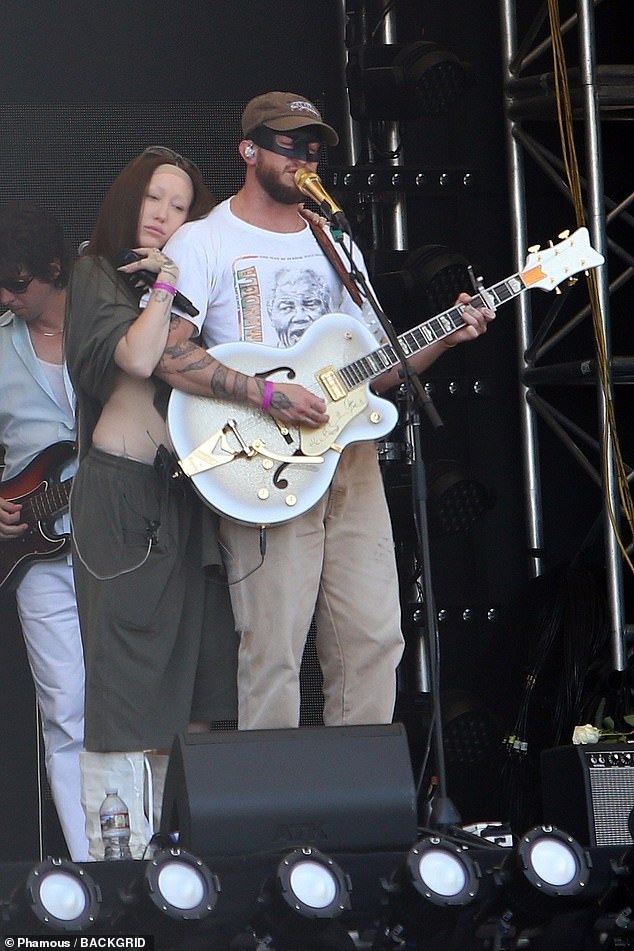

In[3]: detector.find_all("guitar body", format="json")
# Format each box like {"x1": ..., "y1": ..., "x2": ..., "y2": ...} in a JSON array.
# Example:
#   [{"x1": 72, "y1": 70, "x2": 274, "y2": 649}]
[
  {"x1": 167, "y1": 314, "x2": 399, "y2": 526},
  {"x1": 0, "y1": 441, "x2": 75, "y2": 592},
  {"x1": 167, "y1": 228, "x2": 605, "y2": 527}
]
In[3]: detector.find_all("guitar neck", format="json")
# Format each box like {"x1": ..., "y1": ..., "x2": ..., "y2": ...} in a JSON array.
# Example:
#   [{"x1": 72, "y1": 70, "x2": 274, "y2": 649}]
[
  {"x1": 338, "y1": 271, "x2": 526, "y2": 388},
  {"x1": 24, "y1": 478, "x2": 72, "y2": 524}
]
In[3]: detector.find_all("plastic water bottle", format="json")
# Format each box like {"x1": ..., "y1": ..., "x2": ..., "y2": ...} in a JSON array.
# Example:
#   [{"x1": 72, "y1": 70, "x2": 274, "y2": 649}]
[{"x1": 99, "y1": 789, "x2": 132, "y2": 860}]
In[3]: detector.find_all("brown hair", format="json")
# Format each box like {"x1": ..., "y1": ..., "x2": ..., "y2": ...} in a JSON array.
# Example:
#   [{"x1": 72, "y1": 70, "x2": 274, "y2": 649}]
[{"x1": 85, "y1": 150, "x2": 215, "y2": 265}]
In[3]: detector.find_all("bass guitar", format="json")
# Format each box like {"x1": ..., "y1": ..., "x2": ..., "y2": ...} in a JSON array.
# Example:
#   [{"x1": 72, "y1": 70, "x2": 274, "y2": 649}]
[
  {"x1": 167, "y1": 227, "x2": 604, "y2": 527},
  {"x1": 0, "y1": 441, "x2": 75, "y2": 592}
]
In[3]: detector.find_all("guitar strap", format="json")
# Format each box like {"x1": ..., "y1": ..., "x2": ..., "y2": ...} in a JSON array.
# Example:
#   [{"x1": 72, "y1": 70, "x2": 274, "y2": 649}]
[{"x1": 299, "y1": 210, "x2": 364, "y2": 308}]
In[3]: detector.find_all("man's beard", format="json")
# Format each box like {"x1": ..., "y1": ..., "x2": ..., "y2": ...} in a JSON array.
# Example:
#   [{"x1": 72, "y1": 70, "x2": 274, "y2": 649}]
[{"x1": 255, "y1": 163, "x2": 301, "y2": 205}]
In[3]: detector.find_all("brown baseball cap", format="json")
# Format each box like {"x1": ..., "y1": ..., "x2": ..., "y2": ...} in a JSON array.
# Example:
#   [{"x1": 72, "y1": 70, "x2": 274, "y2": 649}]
[{"x1": 241, "y1": 91, "x2": 339, "y2": 146}]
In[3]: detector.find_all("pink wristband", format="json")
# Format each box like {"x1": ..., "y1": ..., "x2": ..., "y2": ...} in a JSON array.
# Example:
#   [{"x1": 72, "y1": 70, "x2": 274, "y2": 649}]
[
  {"x1": 261, "y1": 380, "x2": 275, "y2": 412},
  {"x1": 152, "y1": 281, "x2": 177, "y2": 296}
]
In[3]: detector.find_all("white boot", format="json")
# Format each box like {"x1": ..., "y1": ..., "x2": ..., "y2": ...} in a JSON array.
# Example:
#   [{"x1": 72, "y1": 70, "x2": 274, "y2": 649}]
[{"x1": 80, "y1": 751, "x2": 152, "y2": 860}]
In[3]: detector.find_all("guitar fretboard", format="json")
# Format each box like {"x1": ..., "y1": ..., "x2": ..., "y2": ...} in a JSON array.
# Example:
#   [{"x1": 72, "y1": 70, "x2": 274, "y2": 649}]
[
  {"x1": 22, "y1": 480, "x2": 72, "y2": 526},
  {"x1": 337, "y1": 272, "x2": 525, "y2": 391}
]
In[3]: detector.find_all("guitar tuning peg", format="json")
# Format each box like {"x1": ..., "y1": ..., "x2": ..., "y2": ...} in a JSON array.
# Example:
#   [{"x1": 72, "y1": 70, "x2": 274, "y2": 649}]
[
  {"x1": 558, "y1": 230, "x2": 570, "y2": 240},
  {"x1": 527, "y1": 244, "x2": 540, "y2": 254},
  {"x1": 555, "y1": 287, "x2": 562, "y2": 295}
]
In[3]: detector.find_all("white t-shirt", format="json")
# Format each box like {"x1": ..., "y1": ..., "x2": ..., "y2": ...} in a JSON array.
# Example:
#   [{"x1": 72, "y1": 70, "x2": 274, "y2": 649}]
[{"x1": 163, "y1": 198, "x2": 372, "y2": 350}]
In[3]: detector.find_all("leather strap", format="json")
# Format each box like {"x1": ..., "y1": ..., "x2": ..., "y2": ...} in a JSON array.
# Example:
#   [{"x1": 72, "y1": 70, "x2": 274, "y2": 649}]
[{"x1": 300, "y1": 210, "x2": 364, "y2": 308}]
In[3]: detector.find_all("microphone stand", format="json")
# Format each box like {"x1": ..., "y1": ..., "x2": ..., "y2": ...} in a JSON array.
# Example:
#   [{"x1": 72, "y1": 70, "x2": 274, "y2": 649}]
[{"x1": 333, "y1": 231, "x2": 462, "y2": 833}]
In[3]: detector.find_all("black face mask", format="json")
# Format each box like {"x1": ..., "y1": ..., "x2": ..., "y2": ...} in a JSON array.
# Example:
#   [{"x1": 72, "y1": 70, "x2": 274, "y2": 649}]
[{"x1": 249, "y1": 126, "x2": 323, "y2": 161}]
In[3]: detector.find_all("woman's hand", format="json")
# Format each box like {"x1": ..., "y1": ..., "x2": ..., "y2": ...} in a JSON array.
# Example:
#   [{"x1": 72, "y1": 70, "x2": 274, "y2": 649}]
[
  {"x1": 117, "y1": 246, "x2": 179, "y2": 285},
  {"x1": 113, "y1": 247, "x2": 183, "y2": 378}
]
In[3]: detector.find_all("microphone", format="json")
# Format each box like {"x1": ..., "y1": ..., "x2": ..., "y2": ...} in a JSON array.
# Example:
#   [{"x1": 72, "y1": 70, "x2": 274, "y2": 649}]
[
  {"x1": 294, "y1": 169, "x2": 352, "y2": 236},
  {"x1": 116, "y1": 249, "x2": 199, "y2": 317}
]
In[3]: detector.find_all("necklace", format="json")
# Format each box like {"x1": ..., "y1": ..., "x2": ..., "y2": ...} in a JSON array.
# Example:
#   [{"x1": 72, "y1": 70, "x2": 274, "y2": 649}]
[{"x1": 30, "y1": 326, "x2": 63, "y2": 337}]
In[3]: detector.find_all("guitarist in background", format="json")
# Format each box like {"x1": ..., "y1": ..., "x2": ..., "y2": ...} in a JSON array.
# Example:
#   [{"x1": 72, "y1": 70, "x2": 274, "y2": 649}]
[
  {"x1": 158, "y1": 91, "x2": 495, "y2": 731},
  {"x1": 0, "y1": 201, "x2": 88, "y2": 860}
]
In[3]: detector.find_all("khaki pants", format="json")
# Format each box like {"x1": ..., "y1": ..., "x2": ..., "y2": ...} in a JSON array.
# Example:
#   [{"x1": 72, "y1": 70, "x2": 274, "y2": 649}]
[{"x1": 219, "y1": 442, "x2": 405, "y2": 729}]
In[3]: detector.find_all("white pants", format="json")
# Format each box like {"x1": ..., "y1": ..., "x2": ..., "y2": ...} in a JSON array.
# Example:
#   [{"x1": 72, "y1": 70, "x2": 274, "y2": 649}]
[{"x1": 17, "y1": 559, "x2": 88, "y2": 862}]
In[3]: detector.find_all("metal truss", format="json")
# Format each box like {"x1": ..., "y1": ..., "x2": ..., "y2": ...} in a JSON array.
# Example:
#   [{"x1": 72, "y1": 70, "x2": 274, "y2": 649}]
[{"x1": 499, "y1": 0, "x2": 634, "y2": 668}]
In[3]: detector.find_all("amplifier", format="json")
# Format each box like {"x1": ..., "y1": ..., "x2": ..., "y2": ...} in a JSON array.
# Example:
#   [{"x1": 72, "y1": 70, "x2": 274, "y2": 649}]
[{"x1": 541, "y1": 743, "x2": 634, "y2": 847}]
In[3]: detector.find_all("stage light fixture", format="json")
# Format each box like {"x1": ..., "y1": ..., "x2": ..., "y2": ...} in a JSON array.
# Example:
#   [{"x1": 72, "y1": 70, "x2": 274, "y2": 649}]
[
  {"x1": 402, "y1": 244, "x2": 474, "y2": 316},
  {"x1": 347, "y1": 41, "x2": 472, "y2": 121},
  {"x1": 144, "y1": 847, "x2": 220, "y2": 921},
  {"x1": 273, "y1": 847, "x2": 352, "y2": 920},
  {"x1": 406, "y1": 835, "x2": 482, "y2": 906},
  {"x1": 369, "y1": 245, "x2": 475, "y2": 328},
  {"x1": 25, "y1": 858, "x2": 101, "y2": 932},
  {"x1": 459, "y1": 826, "x2": 603, "y2": 945},
  {"x1": 252, "y1": 847, "x2": 352, "y2": 948},
  {"x1": 370, "y1": 836, "x2": 507, "y2": 950},
  {"x1": 429, "y1": 460, "x2": 495, "y2": 535},
  {"x1": 516, "y1": 825, "x2": 592, "y2": 897}
]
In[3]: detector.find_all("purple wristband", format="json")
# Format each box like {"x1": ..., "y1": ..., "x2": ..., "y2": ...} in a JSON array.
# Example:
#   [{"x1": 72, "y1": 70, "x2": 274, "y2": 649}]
[
  {"x1": 152, "y1": 281, "x2": 177, "y2": 296},
  {"x1": 261, "y1": 380, "x2": 275, "y2": 412}
]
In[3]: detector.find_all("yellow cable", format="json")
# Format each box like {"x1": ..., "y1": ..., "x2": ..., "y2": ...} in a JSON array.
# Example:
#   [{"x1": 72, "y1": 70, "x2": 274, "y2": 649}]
[{"x1": 546, "y1": 0, "x2": 634, "y2": 572}]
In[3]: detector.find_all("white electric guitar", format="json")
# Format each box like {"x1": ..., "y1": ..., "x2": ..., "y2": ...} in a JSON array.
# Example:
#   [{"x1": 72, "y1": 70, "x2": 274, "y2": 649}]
[{"x1": 167, "y1": 228, "x2": 604, "y2": 526}]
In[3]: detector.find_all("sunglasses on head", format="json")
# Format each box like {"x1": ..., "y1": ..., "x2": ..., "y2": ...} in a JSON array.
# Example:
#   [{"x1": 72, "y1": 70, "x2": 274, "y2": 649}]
[
  {"x1": 0, "y1": 275, "x2": 34, "y2": 295},
  {"x1": 141, "y1": 146, "x2": 201, "y2": 177}
]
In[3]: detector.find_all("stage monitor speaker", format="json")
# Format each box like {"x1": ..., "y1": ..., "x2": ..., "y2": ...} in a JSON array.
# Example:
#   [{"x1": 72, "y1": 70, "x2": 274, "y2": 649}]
[
  {"x1": 160, "y1": 723, "x2": 418, "y2": 858},
  {"x1": 541, "y1": 743, "x2": 634, "y2": 847}
]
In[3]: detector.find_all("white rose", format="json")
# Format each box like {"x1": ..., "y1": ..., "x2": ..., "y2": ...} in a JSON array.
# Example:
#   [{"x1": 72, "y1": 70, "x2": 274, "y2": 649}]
[{"x1": 572, "y1": 724, "x2": 601, "y2": 744}]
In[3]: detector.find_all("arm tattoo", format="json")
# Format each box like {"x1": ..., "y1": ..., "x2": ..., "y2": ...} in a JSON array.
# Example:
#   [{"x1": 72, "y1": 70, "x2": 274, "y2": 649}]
[
  {"x1": 233, "y1": 374, "x2": 250, "y2": 403},
  {"x1": 209, "y1": 363, "x2": 253, "y2": 403},
  {"x1": 209, "y1": 364, "x2": 229, "y2": 397},
  {"x1": 151, "y1": 288, "x2": 172, "y2": 307},
  {"x1": 158, "y1": 313, "x2": 256, "y2": 403}
]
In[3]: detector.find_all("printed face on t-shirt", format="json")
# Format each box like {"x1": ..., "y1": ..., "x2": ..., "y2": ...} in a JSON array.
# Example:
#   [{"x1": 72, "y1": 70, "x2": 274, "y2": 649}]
[{"x1": 268, "y1": 268, "x2": 331, "y2": 346}]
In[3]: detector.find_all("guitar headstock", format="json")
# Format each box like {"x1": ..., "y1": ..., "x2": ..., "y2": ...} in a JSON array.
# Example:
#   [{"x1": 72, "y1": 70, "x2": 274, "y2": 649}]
[{"x1": 520, "y1": 227, "x2": 604, "y2": 291}]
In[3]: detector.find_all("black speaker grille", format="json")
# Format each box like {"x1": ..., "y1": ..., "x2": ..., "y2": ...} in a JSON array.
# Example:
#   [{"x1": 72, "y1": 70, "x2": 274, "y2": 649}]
[
  {"x1": 588, "y1": 767, "x2": 634, "y2": 847},
  {"x1": 541, "y1": 744, "x2": 634, "y2": 848}
]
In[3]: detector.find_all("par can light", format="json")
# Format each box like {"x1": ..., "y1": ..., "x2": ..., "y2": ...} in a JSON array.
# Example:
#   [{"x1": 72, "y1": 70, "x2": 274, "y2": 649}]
[
  {"x1": 275, "y1": 847, "x2": 352, "y2": 920},
  {"x1": 145, "y1": 847, "x2": 220, "y2": 921},
  {"x1": 406, "y1": 836, "x2": 481, "y2": 906},
  {"x1": 518, "y1": 825, "x2": 591, "y2": 897},
  {"x1": 26, "y1": 858, "x2": 101, "y2": 932}
]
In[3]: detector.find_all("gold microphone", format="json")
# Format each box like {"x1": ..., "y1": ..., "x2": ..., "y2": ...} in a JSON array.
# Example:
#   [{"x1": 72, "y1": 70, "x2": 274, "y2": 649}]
[{"x1": 294, "y1": 169, "x2": 351, "y2": 235}]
